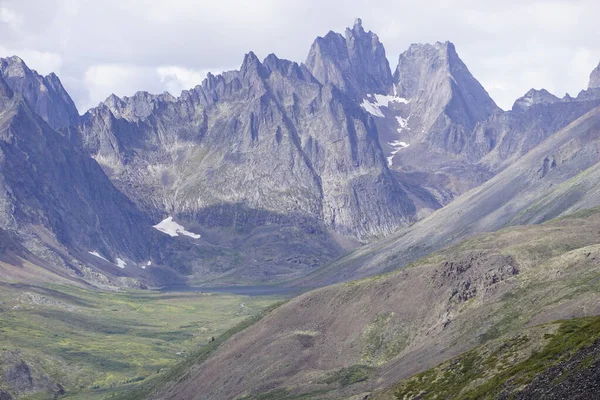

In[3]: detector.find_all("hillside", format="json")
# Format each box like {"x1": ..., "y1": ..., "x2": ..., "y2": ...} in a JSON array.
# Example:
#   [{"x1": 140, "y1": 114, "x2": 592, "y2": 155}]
[
  {"x1": 122, "y1": 207, "x2": 600, "y2": 400},
  {"x1": 374, "y1": 316, "x2": 600, "y2": 400}
]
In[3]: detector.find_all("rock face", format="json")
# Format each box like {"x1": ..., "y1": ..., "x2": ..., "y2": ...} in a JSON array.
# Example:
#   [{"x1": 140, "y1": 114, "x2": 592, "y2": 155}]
[
  {"x1": 0, "y1": 56, "x2": 79, "y2": 130},
  {"x1": 73, "y1": 50, "x2": 415, "y2": 241},
  {"x1": 0, "y1": 72, "x2": 166, "y2": 285},
  {"x1": 361, "y1": 41, "x2": 501, "y2": 200},
  {"x1": 305, "y1": 18, "x2": 393, "y2": 98},
  {"x1": 393, "y1": 41, "x2": 500, "y2": 156},
  {"x1": 589, "y1": 61, "x2": 600, "y2": 89}
]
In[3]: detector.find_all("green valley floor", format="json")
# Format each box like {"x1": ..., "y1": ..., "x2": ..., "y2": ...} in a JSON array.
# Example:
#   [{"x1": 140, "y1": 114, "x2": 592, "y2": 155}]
[{"x1": 0, "y1": 282, "x2": 280, "y2": 399}]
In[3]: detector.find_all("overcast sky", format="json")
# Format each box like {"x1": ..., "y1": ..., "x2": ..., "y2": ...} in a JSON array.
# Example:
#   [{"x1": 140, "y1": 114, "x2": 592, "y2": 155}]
[{"x1": 1, "y1": 0, "x2": 598, "y2": 112}]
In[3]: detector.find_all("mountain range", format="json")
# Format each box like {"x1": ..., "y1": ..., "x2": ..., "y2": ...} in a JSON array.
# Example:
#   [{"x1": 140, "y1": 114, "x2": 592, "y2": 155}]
[
  {"x1": 1, "y1": 17, "x2": 600, "y2": 400},
  {"x1": 1, "y1": 19, "x2": 600, "y2": 290}
]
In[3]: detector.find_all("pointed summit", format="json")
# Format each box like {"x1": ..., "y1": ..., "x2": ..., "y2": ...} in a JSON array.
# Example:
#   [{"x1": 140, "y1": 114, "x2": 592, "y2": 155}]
[
  {"x1": 589, "y1": 61, "x2": 600, "y2": 89},
  {"x1": 391, "y1": 41, "x2": 499, "y2": 156},
  {"x1": 240, "y1": 51, "x2": 267, "y2": 82},
  {"x1": 0, "y1": 56, "x2": 79, "y2": 129},
  {"x1": 306, "y1": 19, "x2": 392, "y2": 98}
]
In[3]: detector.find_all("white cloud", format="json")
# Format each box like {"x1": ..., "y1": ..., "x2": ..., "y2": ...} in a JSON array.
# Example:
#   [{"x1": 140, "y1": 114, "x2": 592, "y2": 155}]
[
  {"x1": 156, "y1": 66, "x2": 211, "y2": 96},
  {"x1": 0, "y1": 45, "x2": 63, "y2": 75},
  {"x1": 0, "y1": 7, "x2": 23, "y2": 30},
  {"x1": 82, "y1": 64, "x2": 155, "y2": 110},
  {"x1": 79, "y1": 64, "x2": 220, "y2": 111}
]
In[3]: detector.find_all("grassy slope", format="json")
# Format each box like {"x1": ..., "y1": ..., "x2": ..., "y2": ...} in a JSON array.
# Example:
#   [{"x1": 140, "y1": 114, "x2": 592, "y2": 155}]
[
  {"x1": 146, "y1": 208, "x2": 600, "y2": 400},
  {"x1": 373, "y1": 316, "x2": 600, "y2": 400},
  {"x1": 0, "y1": 283, "x2": 279, "y2": 399}
]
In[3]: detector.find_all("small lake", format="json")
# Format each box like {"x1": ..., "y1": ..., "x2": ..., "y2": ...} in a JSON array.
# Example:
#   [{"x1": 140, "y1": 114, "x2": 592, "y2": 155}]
[{"x1": 158, "y1": 285, "x2": 302, "y2": 297}]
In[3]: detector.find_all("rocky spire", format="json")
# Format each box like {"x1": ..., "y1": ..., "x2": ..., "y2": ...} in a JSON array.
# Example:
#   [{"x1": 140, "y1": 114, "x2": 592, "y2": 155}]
[
  {"x1": 305, "y1": 19, "x2": 393, "y2": 98},
  {"x1": 389, "y1": 41, "x2": 500, "y2": 158},
  {"x1": 589, "y1": 61, "x2": 600, "y2": 89}
]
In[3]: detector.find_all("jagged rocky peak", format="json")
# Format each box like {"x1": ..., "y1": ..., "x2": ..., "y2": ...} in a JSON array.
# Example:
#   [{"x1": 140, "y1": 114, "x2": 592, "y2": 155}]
[
  {"x1": 0, "y1": 55, "x2": 29, "y2": 77},
  {"x1": 394, "y1": 41, "x2": 467, "y2": 97},
  {"x1": 589, "y1": 61, "x2": 600, "y2": 89},
  {"x1": 512, "y1": 88, "x2": 561, "y2": 111},
  {"x1": 240, "y1": 51, "x2": 267, "y2": 80},
  {"x1": 100, "y1": 90, "x2": 176, "y2": 121},
  {"x1": 393, "y1": 41, "x2": 454, "y2": 99},
  {"x1": 306, "y1": 18, "x2": 393, "y2": 97},
  {"x1": 0, "y1": 56, "x2": 79, "y2": 130},
  {"x1": 262, "y1": 53, "x2": 312, "y2": 81},
  {"x1": 393, "y1": 40, "x2": 499, "y2": 123}
]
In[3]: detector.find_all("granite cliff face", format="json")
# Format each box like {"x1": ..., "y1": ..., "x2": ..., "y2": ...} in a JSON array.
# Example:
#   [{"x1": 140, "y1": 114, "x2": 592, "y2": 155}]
[
  {"x1": 346, "y1": 40, "x2": 502, "y2": 202},
  {"x1": 392, "y1": 41, "x2": 500, "y2": 157},
  {"x1": 305, "y1": 18, "x2": 393, "y2": 98},
  {"x1": 0, "y1": 57, "x2": 79, "y2": 130},
  {"x1": 73, "y1": 50, "x2": 416, "y2": 242},
  {"x1": 589, "y1": 61, "x2": 600, "y2": 89}
]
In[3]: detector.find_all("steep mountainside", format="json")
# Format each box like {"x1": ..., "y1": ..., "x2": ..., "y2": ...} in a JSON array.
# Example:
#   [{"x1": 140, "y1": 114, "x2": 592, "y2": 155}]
[
  {"x1": 297, "y1": 100, "x2": 600, "y2": 287},
  {"x1": 127, "y1": 208, "x2": 600, "y2": 400},
  {"x1": 0, "y1": 73, "x2": 165, "y2": 286},
  {"x1": 71, "y1": 49, "x2": 420, "y2": 250},
  {"x1": 478, "y1": 87, "x2": 600, "y2": 172},
  {"x1": 359, "y1": 41, "x2": 500, "y2": 200},
  {"x1": 1, "y1": 21, "x2": 598, "y2": 287},
  {"x1": 0, "y1": 57, "x2": 79, "y2": 130}
]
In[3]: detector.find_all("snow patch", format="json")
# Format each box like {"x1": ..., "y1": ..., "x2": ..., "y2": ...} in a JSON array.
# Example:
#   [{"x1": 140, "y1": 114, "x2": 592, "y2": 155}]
[
  {"x1": 116, "y1": 258, "x2": 127, "y2": 269},
  {"x1": 141, "y1": 260, "x2": 151, "y2": 270},
  {"x1": 396, "y1": 116, "x2": 410, "y2": 132},
  {"x1": 373, "y1": 94, "x2": 410, "y2": 106},
  {"x1": 153, "y1": 216, "x2": 201, "y2": 239},
  {"x1": 361, "y1": 94, "x2": 411, "y2": 118},
  {"x1": 386, "y1": 141, "x2": 410, "y2": 167},
  {"x1": 360, "y1": 99, "x2": 385, "y2": 118},
  {"x1": 88, "y1": 251, "x2": 109, "y2": 262}
]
